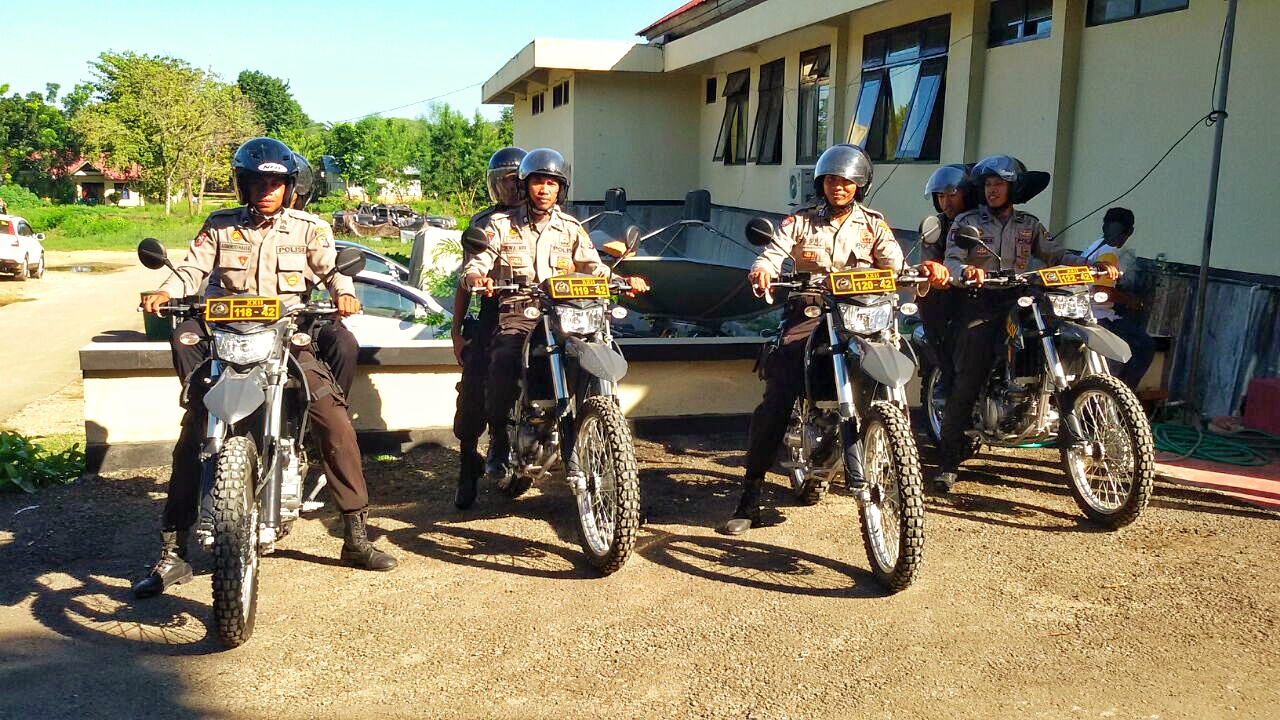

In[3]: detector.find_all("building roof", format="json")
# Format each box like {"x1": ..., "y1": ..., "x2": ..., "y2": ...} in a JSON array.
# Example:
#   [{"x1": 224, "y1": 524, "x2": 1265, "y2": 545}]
[
  {"x1": 638, "y1": 0, "x2": 712, "y2": 36},
  {"x1": 637, "y1": 0, "x2": 769, "y2": 42},
  {"x1": 481, "y1": 39, "x2": 664, "y2": 104},
  {"x1": 54, "y1": 155, "x2": 142, "y2": 182}
]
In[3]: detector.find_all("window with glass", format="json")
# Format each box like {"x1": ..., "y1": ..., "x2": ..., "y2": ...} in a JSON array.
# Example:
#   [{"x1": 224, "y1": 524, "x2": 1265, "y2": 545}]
[
  {"x1": 749, "y1": 59, "x2": 786, "y2": 165},
  {"x1": 713, "y1": 69, "x2": 751, "y2": 165},
  {"x1": 849, "y1": 16, "x2": 949, "y2": 163},
  {"x1": 552, "y1": 81, "x2": 569, "y2": 108},
  {"x1": 353, "y1": 283, "x2": 419, "y2": 321},
  {"x1": 1088, "y1": 0, "x2": 1188, "y2": 26},
  {"x1": 796, "y1": 45, "x2": 832, "y2": 165},
  {"x1": 989, "y1": 0, "x2": 1052, "y2": 46},
  {"x1": 705, "y1": 77, "x2": 717, "y2": 104},
  {"x1": 531, "y1": 93, "x2": 544, "y2": 115}
]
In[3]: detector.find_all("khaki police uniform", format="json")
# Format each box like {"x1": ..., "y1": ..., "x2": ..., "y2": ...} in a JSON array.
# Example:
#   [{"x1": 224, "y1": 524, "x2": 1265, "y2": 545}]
[
  {"x1": 462, "y1": 203, "x2": 610, "y2": 467},
  {"x1": 936, "y1": 205, "x2": 1086, "y2": 471},
  {"x1": 157, "y1": 208, "x2": 370, "y2": 532},
  {"x1": 453, "y1": 204, "x2": 506, "y2": 454},
  {"x1": 743, "y1": 202, "x2": 904, "y2": 488}
]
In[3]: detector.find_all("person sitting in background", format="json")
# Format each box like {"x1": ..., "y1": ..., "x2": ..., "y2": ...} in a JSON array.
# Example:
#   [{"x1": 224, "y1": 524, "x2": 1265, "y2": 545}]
[{"x1": 1081, "y1": 207, "x2": 1154, "y2": 389}]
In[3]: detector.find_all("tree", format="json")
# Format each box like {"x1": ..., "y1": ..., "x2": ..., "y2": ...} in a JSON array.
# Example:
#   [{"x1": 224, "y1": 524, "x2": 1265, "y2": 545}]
[
  {"x1": 0, "y1": 83, "x2": 77, "y2": 187},
  {"x1": 74, "y1": 52, "x2": 259, "y2": 213},
  {"x1": 237, "y1": 70, "x2": 310, "y2": 136},
  {"x1": 326, "y1": 122, "x2": 374, "y2": 193}
]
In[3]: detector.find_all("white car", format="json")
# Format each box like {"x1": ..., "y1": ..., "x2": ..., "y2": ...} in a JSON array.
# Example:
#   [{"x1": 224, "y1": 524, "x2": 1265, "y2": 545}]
[
  {"x1": 314, "y1": 271, "x2": 451, "y2": 345},
  {"x1": 0, "y1": 214, "x2": 46, "y2": 280},
  {"x1": 335, "y1": 240, "x2": 411, "y2": 284}
]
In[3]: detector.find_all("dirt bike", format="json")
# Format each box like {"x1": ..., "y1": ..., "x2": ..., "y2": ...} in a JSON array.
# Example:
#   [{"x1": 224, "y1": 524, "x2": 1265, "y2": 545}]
[
  {"x1": 744, "y1": 218, "x2": 926, "y2": 592},
  {"x1": 137, "y1": 238, "x2": 366, "y2": 647},
  {"x1": 460, "y1": 226, "x2": 642, "y2": 575},
  {"x1": 921, "y1": 227, "x2": 1155, "y2": 529}
]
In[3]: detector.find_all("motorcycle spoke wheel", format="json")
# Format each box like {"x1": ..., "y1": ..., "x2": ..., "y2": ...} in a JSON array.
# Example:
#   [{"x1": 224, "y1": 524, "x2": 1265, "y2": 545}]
[
  {"x1": 211, "y1": 436, "x2": 261, "y2": 648},
  {"x1": 1059, "y1": 375, "x2": 1154, "y2": 529},
  {"x1": 572, "y1": 396, "x2": 639, "y2": 575},
  {"x1": 858, "y1": 403, "x2": 925, "y2": 593}
]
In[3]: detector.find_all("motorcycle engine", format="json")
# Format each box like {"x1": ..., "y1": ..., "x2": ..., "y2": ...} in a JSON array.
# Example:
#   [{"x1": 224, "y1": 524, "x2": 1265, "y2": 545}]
[
  {"x1": 981, "y1": 377, "x2": 1034, "y2": 436},
  {"x1": 279, "y1": 438, "x2": 303, "y2": 520}
]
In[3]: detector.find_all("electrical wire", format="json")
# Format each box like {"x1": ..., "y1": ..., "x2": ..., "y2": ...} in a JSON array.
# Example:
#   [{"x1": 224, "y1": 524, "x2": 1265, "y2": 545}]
[{"x1": 334, "y1": 81, "x2": 485, "y2": 124}]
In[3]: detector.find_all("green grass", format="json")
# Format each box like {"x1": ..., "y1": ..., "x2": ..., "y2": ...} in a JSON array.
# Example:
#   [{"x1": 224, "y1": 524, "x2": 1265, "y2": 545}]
[
  {"x1": 0, "y1": 429, "x2": 85, "y2": 493},
  {"x1": 25, "y1": 205, "x2": 211, "y2": 251}
]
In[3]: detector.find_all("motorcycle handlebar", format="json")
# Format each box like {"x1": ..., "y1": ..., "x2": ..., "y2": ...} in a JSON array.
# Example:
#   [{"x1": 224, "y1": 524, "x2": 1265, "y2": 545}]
[{"x1": 961, "y1": 266, "x2": 1114, "y2": 288}]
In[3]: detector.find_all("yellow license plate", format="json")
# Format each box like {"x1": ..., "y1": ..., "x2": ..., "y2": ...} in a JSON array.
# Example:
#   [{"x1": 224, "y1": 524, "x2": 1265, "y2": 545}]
[
  {"x1": 1037, "y1": 266, "x2": 1094, "y2": 287},
  {"x1": 829, "y1": 269, "x2": 896, "y2": 296},
  {"x1": 548, "y1": 276, "x2": 610, "y2": 300},
  {"x1": 206, "y1": 296, "x2": 281, "y2": 322}
]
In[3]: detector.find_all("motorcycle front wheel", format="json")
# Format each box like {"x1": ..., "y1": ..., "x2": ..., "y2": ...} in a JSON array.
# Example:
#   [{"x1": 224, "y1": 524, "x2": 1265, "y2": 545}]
[
  {"x1": 211, "y1": 435, "x2": 261, "y2": 647},
  {"x1": 858, "y1": 402, "x2": 925, "y2": 593},
  {"x1": 571, "y1": 396, "x2": 639, "y2": 575},
  {"x1": 1058, "y1": 374, "x2": 1155, "y2": 529}
]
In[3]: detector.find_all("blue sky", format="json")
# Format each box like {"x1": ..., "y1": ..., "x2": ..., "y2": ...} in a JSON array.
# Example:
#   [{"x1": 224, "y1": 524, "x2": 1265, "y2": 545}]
[{"x1": 7, "y1": 0, "x2": 679, "y2": 123}]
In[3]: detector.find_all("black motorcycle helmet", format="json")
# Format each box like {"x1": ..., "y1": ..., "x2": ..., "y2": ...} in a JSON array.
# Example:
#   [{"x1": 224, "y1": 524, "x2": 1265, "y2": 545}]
[
  {"x1": 232, "y1": 137, "x2": 301, "y2": 209},
  {"x1": 971, "y1": 154, "x2": 1026, "y2": 202},
  {"x1": 813, "y1": 144, "x2": 874, "y2": 203},
  {"x1": 486, "y1": 146, "x2": 527, "y2": 205},
  {"x1": 924, "y1": 163, "x2": 974, "y2": 213},
  {"x1": 518, "y1": 148, "x2": 570, "y2": 205},
  {"x1": 290, "y1": 155, "x2": 317, "y2": 211}
]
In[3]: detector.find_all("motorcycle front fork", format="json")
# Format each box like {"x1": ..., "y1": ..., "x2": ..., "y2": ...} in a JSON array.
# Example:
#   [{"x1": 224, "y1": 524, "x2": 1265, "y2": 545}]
[
  {"x1": 1029, "y1": 304, "x2": 1088, "y2": 441},
  {"x1": 827, "y1": 316, "x2": 876, "y2": 493}
]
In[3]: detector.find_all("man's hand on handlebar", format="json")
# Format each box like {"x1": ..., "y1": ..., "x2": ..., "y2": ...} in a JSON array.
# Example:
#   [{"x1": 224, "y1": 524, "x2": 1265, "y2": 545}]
[
  {"x1": 1094, "y1": 262, "x2": 1120, "y2": 282},
  {"x1": 337, "y1": 293, "x2": 361, "y2": 317},
  {"x1": 623, "y1": 275, "x2": 649, "y2": 298},
  {"x1": 919, "y1": 260, "x2": 951, "y2": 289},
  {"x1": 142, "y1": 291, "x2": 171, "y2": 314},
  {"x1": 962, "y1": 265, "x2": 987, "y2": 287},
  {"x1": 748, "y1": 267, "x2": 772, "y2": 297},
  {"x1": 466, "y1": 273, "x2": 495, "y2": 297}
]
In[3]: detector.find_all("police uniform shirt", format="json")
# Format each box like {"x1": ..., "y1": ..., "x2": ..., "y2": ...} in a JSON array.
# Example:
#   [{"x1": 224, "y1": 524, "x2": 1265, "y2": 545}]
[
  {"x1": 943, "y1": 206, "x2": 1084, "y2": 278},
  {"x1": 462, "y1": 204, "x2": 608, "y2": 284},
  {"x1": 158, "y1": 207, "x2": 353, "y2": 305},
  {"x1": 752, "y1": 203, "x2": 905, "y2": 279},
  {"x1": 463, "y1": 205, "x2": 503, "y2": 280}
]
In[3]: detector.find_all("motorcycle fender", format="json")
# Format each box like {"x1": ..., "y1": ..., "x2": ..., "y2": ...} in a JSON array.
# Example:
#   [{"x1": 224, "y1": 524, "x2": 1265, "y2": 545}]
[
  {"x1": 203, "y1": 366, "x2": 267, "y2": 425},
  {"x1": 1063, "y1": 323, "x2": 1132, "y2": 364},
  {"x1": 851, "y1": 338, "x2": 915, "y2": 387},
  {"x1": 565, "y1": 337, "x2": 629, "y2": 382}
]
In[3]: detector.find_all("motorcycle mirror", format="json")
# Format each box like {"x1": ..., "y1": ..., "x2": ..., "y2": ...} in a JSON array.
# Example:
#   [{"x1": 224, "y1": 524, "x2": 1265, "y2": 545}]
[
  {"x1": 461, "y1": 226, "x2": 491, "y2": 256},
  {"x1": 953, "y1": 225, "x2": 983, "y2": 251},
  {"x1": 745, "y1": 217, "x2": 776, "y2": 247},
  {"x1": 624, "y1": 225, "x2": 641, "y2": 253},
  {"x1": 137, "y1": 238, "x2": 170, "y2": 271},
  {"x1": 334, "y1": 247, "x2": 366, "y2": 277},
  {"x1": 918, "y1": 215, "x2": 943, "y2": 246}
]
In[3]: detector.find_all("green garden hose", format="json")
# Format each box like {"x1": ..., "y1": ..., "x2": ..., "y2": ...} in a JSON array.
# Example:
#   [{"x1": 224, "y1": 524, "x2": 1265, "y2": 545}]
[{"x1": 1151, "y1": 422, "x2": 1277, "y2": 466}]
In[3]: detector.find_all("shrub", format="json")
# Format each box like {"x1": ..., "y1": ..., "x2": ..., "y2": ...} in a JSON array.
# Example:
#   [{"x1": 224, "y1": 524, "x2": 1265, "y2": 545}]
[
  {"x1": 0, "y1": 432, "x2": 84, "y2": 493},
  {"x1": 0, "y1": 184, "x2": 43, "y2": 211}
]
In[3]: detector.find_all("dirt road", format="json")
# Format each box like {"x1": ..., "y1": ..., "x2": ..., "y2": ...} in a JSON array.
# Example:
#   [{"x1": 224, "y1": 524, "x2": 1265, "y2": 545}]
[
  {"x1": 0, "y1": 251, "x2": 152, "y2": 422},
  {"x1": 1, "y1": 436, "x2": 1275, "y2": 719}
]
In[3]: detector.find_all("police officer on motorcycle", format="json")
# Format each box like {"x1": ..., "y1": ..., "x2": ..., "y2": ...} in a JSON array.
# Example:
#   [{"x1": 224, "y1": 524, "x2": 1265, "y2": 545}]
[
  {"x1": 451, "y1": 146, "x2": 526, "y2": 509},
  {"x1": 918, "y1": 163, "x2": 976, "y2": 392},
  {"x1": 461, "y1": 147, "x2": 648, "y2": 485},
  {"x1": 133, "y1": 138, "x2": 396, "y2": 598},
  {"x1": 720, "y1": 143, "x2": 950, "y2": 535},
  {"x1": 932, "y1": 154, "x2": 1118, "y2": 493}
]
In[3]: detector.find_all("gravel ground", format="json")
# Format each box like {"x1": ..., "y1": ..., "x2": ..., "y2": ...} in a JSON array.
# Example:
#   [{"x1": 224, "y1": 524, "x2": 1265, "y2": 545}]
[{"x1": 1, "y1": 434, "x2": 1277, "y2": 719}]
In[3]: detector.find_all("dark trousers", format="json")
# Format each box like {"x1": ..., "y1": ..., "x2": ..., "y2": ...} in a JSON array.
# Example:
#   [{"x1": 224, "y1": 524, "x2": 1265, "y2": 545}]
[
  {"x1": 162, "y1": 318, "x2": 368, "y2": 531},
  {"x1": 315, "y1": 320, "x2": 357, "y2": 398},
  {"x1": 1099, "y1": 316, "x2": 1155, "y2": 389},
  {"x1": 485, "y1": 299, "x2": 542, "y2": 457},
  {"x1": 453, "y1": 298, "x2": 499, "y2": 452},
  {"x1": 917, "y1": 289, "x2": 961, "y2": 388},
  {"x1": 744, "y1": 328, "x2": 811, "y2": 480},
  {"x1": 938, "y1": 296, "x2": 1013, "y2": 471}
]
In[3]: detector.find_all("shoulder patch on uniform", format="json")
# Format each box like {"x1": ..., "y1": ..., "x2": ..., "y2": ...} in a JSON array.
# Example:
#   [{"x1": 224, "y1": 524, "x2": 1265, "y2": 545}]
[
  {"x1": 781, "y1": 215, "x2": 796, "y2": 228},
  {"x1": 193, "y1": 231, "x2": 209, "y2": 247}
]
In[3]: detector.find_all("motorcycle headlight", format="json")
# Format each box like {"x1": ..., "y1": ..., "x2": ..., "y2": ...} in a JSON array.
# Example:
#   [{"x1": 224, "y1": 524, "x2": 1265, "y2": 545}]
[
  {"x1": 213, "y1": 330, "x2": 277, "y2": 365},
  {"x1": 836, "y1": 301, "x2": 893, "y2": 335},
  {"x1": 555, "y1": 305, "x2": 606, "y2": 335},
  {"x1": 1047, "y1": 293, "x2": 1092, "y2": 320}
]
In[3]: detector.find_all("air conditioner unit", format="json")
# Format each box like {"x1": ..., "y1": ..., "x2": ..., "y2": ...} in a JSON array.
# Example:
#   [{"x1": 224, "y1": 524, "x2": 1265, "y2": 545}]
[{"x1": 787, "y1": 166, "x2": 816, "y2": 207}]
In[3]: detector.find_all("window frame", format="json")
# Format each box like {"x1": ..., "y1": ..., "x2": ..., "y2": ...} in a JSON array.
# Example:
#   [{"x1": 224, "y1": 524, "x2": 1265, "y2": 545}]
[
  {"x1": 749, "y1": 58, "x2": 786, "y2": 165},
  {"x1": 1086, "y1": 0, "x2": 1189, "y2": 26},
  {"x1": 552, "y1": 80, "x2": 569, "y2": 108},
  {"x1": 531, "y1": 92, "x2": 545, "y2": 116},
  {"x1": 849, "y1": 15, "x2": 950, "y2": 163},
  {"x1": 796, "y1": 45, "x2": 832, "y2": 165},
  {"x1": 988, "y1": 0, "x2": 1053, "y2": 47},
  {"x1": 705, "y1": 76, "x2": 717, "y2": 104},
  {"x1": 713, "y1": 68, "x2": 751, "y2": 165}
]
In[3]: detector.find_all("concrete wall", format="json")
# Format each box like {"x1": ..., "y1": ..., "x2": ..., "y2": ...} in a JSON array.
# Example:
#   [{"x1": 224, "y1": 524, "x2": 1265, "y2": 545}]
[{"x1": 513, "y1": 70, "x2": 575, "y2": 179}]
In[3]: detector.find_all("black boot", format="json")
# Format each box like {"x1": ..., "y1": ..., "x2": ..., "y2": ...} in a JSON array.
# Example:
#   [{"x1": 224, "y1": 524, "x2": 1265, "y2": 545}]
[
  {"x1": 455, "y1": 448, "x2": 483, "y2": 509},
  {"x1": 485, "y1": 432, "x2": 512, "y2": 484},
  {"x1": 718, "y1": 476, "x2": 764, "y2": 535},
  {"x1": 341, "y1": 510, "x2": 398, "y2": 571},
  {"x1": 132, "y1": 530, "x2": 194, "y2": 599}
]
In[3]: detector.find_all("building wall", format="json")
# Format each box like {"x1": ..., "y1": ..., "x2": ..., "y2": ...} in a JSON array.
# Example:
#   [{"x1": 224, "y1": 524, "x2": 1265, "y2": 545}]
[
  {"x1": 512, "y1": 71, "x2": 575, "y2": 182},
  {"x1": 572, "y1": 72, "x2": 701, "y2": 202}
]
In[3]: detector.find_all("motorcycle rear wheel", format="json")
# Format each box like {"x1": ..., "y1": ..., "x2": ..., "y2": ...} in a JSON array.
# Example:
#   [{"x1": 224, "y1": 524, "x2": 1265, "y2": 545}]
[
  {"x1": 921, "y1": 365, "x2": 981, "y2": 459},
  {"x1": 211, "y1": 435, "x2": 260, "y2": 647},
  {"x1": 1058, "y1": 374, "x2": 1154, "y2": 529},
  {"x1": 571, "y1": 396, "x2": 639, "y2": 575},
  {"x1": 858, "y1": 402, "x2": 925, "y2": 593}
]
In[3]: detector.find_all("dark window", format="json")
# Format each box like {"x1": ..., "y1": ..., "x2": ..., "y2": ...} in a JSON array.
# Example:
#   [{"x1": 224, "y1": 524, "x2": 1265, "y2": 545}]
[
  {"x1": 989, "y1": 0, "x2": 1052, "y2": 46},
  {"x1": 354, "y1": 282, "x2": 419, "y2": 321},
  {"x1": 531, "y1": 93, "x2": 544, "y2": 115},
  {"x1": 796, "y1": 45, "x2": 832, "y2": 165},
  {"x1": 552, "y1": 80, "x2": 569, "y2": 108},
  {"x1": 1087, "y1": 0, "x2": 1188, "y2": 25},
  {"x1": 705, "y1": 76, "x2": 717, "y2": 104},
  {"x1": 714, "y1": 69, "x2": 750, "y2": 165},
  {"x1": 850, "y1": 15, "x2": 949, "y2": 162},
  {"x1": 749, "y1": 58, "x2": 785, "y2": 165}
]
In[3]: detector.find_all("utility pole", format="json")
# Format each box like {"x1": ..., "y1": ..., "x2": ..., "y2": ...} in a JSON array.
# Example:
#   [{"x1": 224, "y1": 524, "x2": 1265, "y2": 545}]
[{"x1": 1185, "y1": 0, "x2": 1238, "y2": 412}]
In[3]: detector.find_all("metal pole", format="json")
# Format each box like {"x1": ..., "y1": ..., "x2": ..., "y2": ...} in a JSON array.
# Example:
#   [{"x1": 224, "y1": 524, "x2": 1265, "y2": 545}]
[{"x1": 1185, "y1": 0, "x2": 1238, "y2": 411}]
